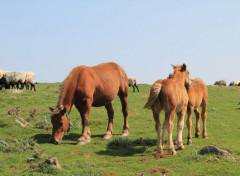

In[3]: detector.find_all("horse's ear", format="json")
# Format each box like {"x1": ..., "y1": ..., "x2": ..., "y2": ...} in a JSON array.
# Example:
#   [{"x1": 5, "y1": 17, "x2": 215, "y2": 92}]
[
  {"x1": 181, "y1": 64, "x2": 187, "y2": 71},
  {"x1": 171, "y1": 64, "x2": 176, "y2": 69},
  {"x1": 49, "y1": 107, "x2": 54, "y2": 112}
]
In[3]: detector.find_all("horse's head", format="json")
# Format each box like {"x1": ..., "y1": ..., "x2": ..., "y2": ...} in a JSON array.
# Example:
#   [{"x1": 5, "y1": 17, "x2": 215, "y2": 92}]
[
  {"x1": 49, "y1": 106, "x2": 70, "y2": 145},
  {"x1": 171, "y1": 64, "x2": 191, "y2": 89}
]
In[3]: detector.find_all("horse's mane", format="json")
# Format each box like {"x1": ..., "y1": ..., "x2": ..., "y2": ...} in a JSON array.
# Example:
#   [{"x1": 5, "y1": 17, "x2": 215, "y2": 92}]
[{"x1": 57, "y1": 65, "x2": 83, "y2": 107}]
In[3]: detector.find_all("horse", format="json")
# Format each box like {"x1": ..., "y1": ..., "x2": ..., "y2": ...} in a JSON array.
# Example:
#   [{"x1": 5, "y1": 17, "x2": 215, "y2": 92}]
[
  {"x1": 144, "y1": 64, "x2": 191, "y2": 155},
  {"x1": 49, "y1": 62, "x2": 129, "y2": 145},
  {"x1": 128, "y1": 77, "x2": 139, "y2": 92},
  {"x1": 186, "y1": 80, "x2": 208, "y2": 145}
]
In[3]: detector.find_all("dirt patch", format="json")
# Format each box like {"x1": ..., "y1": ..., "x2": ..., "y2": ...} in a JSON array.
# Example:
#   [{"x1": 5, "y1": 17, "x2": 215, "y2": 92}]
[
  {"x1": 70, "y1": 151, "x2": 79, "y2": 155},
  {"x1": 10, "y1": 164, "x2": 28, "y2": 169},
  {"x1": 136, "y1": 132, "x2": 144, "y2": 135},
  {"x1": 8, "y1": 106, "x2": 22, "y2": 116},
  {"x1": 115, "y1": 160, "x2": 125, "y2": 164},
  {"x1": 152, "y1": 153, "x2": 172, "y2": 159},
  {"x1": 83, "y1": 154, "x2": 91, "y2": 158},
  {"x1": 149, "y1": 168, "x2": 168, "y2": 175},
  {"x1": 140, "y1": 157, "x2": 150, "y2": 162},
  {"x1": 104, "y1": 172, "x2": 118, "y2": 176},
  {"x1": 29, "y1": 109, "x2": 37, "y2": 118}
]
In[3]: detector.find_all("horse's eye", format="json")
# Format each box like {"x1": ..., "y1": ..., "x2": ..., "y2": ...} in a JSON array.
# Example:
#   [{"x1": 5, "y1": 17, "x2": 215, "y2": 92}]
[{"x1": 59, "y1": 122, "x2": 63, "y2": 126}]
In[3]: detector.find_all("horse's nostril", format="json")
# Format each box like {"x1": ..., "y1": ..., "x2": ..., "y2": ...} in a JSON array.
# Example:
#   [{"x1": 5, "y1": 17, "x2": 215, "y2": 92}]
[{"x1": 50, "y1": 138, "x2": 60, "y2": 145}]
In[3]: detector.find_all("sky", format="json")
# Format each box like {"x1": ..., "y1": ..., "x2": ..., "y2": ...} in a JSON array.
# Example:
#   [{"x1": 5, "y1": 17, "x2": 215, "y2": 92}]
[{"x1": 0, "y1": 1, "x2": 240, "y2": 85}]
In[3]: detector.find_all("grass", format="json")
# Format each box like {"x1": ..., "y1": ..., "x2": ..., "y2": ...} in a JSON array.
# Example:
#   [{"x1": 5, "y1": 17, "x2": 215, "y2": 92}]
[{"x1": 0, "y1": 83, "x2": 240, "y2": 175}]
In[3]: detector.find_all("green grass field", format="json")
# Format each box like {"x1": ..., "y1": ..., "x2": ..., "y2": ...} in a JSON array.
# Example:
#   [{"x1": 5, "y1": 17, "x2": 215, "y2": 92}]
[{"x1": 0, "y1": 83, "x2": 240, "y2": 176}]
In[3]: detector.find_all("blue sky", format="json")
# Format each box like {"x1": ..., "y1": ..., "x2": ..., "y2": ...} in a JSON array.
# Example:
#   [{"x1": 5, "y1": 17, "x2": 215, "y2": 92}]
[{"x1": 0, "y1": 1, "x2": 239, "y2": 85}]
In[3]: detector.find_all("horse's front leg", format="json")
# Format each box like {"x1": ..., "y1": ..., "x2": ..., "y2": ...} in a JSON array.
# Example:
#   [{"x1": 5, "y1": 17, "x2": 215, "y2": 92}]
[
  {"x1": 76, "y1": 99, "x2": 92, "y2": 145},
  {"x1": 119, "y1": 95, "x2": 129, "y2": 136},
  {"x1": 104, "y1": 103, "x2": 114, "y2": 140}
]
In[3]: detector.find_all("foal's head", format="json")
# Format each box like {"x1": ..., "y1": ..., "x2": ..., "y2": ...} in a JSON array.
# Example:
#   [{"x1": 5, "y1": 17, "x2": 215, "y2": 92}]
[
  {"x1": 171, "y1": 64, "x2": 191, "y2": 88},
  {"x1": 49, "y1": 106, "x2": 70, "y2": 145}
]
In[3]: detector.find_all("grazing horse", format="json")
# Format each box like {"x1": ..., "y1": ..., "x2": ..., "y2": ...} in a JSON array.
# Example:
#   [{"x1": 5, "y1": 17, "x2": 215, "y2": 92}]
[
  {"x1": 186, "y1": 80, "x2": 208, "y2": 145},
  {"x1": 144, "y1": 64, "x2": 191, "y2": 155},
  {"x1": 49, "y1": 62, "x2": 129, "y2": 145}
]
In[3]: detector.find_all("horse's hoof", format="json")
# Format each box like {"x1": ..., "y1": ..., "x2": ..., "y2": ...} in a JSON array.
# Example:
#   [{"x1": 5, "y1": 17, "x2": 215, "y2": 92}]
[
  {"x1": 121, "y1": 131, "x2": 129, "y2": 137},
  {"x1": 203, "y1": 136, "x2": 208, "y2": 139},
  {"x1": 77, "y1": 138, "x2": 91, "y2": 145},
  {"x1": 178, "y1": 145, "x2": 184, "y2": 150},
  {"x1": 195, "y1": 134, "x2": 200, "y2": 138},
  {"x1": 103, "y1": 134, "x2": 112, "y2": 140},
  {"x1": 187, "y1": 141, "x2": 192, "y2": 145},
  {"x1": 168, "y1": 149, "x2": 176, "y2": 155}
]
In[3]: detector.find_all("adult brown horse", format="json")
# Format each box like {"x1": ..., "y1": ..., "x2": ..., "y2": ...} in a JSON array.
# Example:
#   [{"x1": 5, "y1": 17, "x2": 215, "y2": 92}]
[
  {"x1": 186, "y1": 80, "x2": 208, "y2": 145},
  {"x1": 144, "y1": 64, "x2": 191, "y2": 155},
  {"x1": 49, "y1": 62, "x2": 129, "y2": 145}
]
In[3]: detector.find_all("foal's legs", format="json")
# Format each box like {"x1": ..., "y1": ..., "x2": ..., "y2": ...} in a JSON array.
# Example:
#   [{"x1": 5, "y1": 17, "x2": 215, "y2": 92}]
[
  {"x1": 76, "y1": 98, "x2": 92, "y2": 145},
  {"x1": 167, "y1": 109, "x2": 176, "y2": 155},
  {"x1": 176, "y1": 108, "x2": 187, "y2": 150},
  {"x1": 186, "y1": 105, "x2": 194, "y2": 145},
  {"x1": 201, "y1": 104, "x2": 208, "y2": 138},
  {"x1": 195, "y1": 108, "x2": 201, "y2": 138},
  {"x1": 103, "y1": 103, "x2": 114, "y2": 140},
  {"x1": 119, "y1": 95, "x2": 129, "y2": 136},
  {"x1": 151, "y1": 100, "x2": 163, "y2": 153}
]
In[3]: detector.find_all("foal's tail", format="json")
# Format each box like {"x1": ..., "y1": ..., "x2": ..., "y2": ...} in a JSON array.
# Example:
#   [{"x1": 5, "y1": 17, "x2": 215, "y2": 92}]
[{"x1": 143, "y1": 83, "x2": 162, "y2": 109}]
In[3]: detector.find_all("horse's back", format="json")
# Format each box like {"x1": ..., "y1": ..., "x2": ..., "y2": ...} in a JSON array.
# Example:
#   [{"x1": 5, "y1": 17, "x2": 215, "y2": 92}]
[
  {"x1": 160, "y1": 79, "x2": 188, "y2": 111},
  {"x1": 188, "y1": 81, "x2": 208, "y2": 107}
]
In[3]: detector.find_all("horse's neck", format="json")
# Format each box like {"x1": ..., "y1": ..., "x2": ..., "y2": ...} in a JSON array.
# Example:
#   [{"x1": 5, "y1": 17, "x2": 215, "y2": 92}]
[
  {"x1": 57, "y1": 78, "x2": 77, "y2": 113},
  {"x1": 171, "y1": 73, "x2": 185, "y2": 85}
]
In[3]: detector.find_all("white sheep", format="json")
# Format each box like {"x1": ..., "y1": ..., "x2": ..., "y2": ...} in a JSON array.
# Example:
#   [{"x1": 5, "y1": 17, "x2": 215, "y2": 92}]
[
  {"x1": 190, "y1": 77, "x2": 205, "y2": 83},
  {"x1": 25, "y1": 71, "x2": 36, "y2": 91},
  {"x1": 0, "y1": 70, "x2": 4, "y2": 79},
  {"x1": 128, "y1": 77, "x2": 139, "y2": 92},
  {"x1": 214, "y1": 79, "x2": 227, "y2": 86},
  {"x1": 229, "y1": 80, "x2": 240, "y2": 86}
]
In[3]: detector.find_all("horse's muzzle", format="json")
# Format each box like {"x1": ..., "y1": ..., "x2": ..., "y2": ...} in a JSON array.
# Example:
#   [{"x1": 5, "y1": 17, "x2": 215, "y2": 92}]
[{"x1": 50, "y1": 138, "x2": 61, "y2": 145}]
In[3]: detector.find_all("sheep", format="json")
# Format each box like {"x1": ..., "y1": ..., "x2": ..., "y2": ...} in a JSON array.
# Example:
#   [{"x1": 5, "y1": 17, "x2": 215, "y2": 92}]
[
  {"x1": 229, "y1": 80, "x2": 240, "y2": 86},
  {"x1": 0, "y1": 71, "x2": 36, "y2": 91},
  {"x1": 3, "y1": 71, "x2": 17, "y2": 89},
  {"x1": 128, "y1": 77, "x2": 139, "y2": 92},
  {"x1": 214, "y1": 79, "x2": 227, "y2": 86},
  {"x1": 190, "y1": 77, "x2": 205, "y2": 83},
  {"x1": 25, "y1": 71, "x2": 36, "y2": 91}
]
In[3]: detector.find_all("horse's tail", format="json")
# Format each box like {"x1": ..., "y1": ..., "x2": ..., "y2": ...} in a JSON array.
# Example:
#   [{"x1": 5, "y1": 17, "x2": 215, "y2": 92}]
[{"x1": 143, "y1": 83, "x2": 162, "y2": 109}]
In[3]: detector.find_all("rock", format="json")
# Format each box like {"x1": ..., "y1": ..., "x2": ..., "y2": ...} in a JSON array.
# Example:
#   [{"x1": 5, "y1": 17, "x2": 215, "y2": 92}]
[
  {"x1": 198, "y1": 145, "x2": 235, "y2": 161},
  {"x1": 30, "y1": 157, "x2": 61, "y2": 169}
]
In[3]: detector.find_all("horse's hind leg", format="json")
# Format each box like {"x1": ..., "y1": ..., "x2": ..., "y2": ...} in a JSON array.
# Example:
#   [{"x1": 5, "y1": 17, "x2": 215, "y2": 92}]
[
  {"x1": 133, "y1": 86, "x2": 135, "y2": 92},
  {"x1": 151, "y1": 100, "x2": 163, "y2": 153},
  {"x1": 167, "y1": 109, "x2": 177, "y2": 155},
  {"x1": 194, "y1": 108, "x2": 201, "y2": 138},
  {"x1": 162, "y1": 112, "x2": 168, "y2": 148},
  {"x1": 187, "y1": 105, "x2": 194, "y2": 145},
  {"x1": 103, "y1": 103, "x2": 114, "y2": 140},
  {"x1": 176, "y1": 108, "x2": 187, "y2": 150},
  {"x1": 119, "y1": 95, "x2": 129, "y2": 136},
  {"x1": 76, "y1": 98, "x2": 92, "y2": 145},
  {"x1": 201, "y1": 104, "x2": 207, "y2": 138}
]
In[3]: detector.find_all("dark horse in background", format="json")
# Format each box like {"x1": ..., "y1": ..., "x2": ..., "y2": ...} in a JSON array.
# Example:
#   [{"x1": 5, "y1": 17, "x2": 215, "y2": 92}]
[{"x1": 49, "y1": 62, "x2": 129, "y2": 145}]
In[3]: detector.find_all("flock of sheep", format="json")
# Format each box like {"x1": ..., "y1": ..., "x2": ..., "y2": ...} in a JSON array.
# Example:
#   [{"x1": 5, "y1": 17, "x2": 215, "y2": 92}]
[
  {"x1": 0, "y1": 70, "x2": 36, "y2": 91},
  {"x1": 214, "y1": 79, "x2": 240, "y2": 86}
]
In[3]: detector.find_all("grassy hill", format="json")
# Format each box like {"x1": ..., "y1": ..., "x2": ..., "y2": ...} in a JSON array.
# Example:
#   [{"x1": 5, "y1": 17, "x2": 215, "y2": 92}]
[{"x1": 0, "y1": 83, "x2": 240, "y2": 175}]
